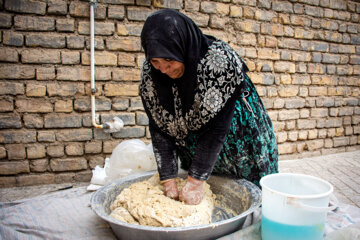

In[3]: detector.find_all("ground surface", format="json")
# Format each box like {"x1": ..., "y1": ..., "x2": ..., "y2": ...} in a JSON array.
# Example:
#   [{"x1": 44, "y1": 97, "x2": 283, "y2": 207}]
[{"x1": 1, "y1": 150, "x2": 359, "y2": 208}]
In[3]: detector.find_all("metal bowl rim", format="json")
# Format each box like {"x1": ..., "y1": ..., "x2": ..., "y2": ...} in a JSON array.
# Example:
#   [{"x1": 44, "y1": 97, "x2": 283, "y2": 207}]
[{"x1": 90, "y1": 171, "x2": 261, "y2": 232}]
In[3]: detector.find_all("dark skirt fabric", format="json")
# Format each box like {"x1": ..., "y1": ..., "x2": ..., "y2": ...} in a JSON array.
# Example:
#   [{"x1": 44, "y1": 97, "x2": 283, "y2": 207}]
[{"x1": 178, "y1": 74, "x2": 279, "y2": 187}]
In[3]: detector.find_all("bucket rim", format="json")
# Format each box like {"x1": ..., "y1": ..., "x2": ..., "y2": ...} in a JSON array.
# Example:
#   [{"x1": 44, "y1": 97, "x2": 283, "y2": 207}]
[{"x1": 260, "y1": 173, "x2": 333, "y2": 199}]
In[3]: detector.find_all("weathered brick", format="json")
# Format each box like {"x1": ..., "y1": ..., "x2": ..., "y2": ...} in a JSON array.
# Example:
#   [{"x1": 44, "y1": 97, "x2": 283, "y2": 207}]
[
  {"x1": 292, "y1": 75, "x2": 311, "y2": 85},
  {"x1": 74, "y1": 97, "x2": 111, "y2": 112},
  {"x1": 230, "y1": 5, "x2": 242, "y2": 17},
  {"x1": 112, "y1": 126, "x2": 145, "y2": 138},
  {"x1": 104, "y1": 83, "x2": 139, "y2": 96},
  {"x1": 81, "y1": 52, "x2": 117, "y2": 66},
  {"x1": 257, "y1": 48, "x2": 280, "y2": 60},
  {"x1": 6, "y1": 144, "x2": 26, "y2": 160},
  {"x1": 130, "y1": 97, "x2": 143, "y2": 110},
  {"x1": 24, "y1": 114, "x2": 44, "y2": 129},
  {"x1": 0, "y1": 13, "x2": 12, "y2": 28},
  {"x1": 343, "y1": 98, "x2": 359, "y2": 106},
  {"x1": 0, "y1": 161, "x2": 29, "y2": 175},
  {"x1": 272, "y1": 0, "x2": 293, "y2": 13},
  {"x1": 108, "y1": 5, "x2": 125, "y2": 19},
  {"x1": 261, "y1": 23, "x2": 284, "y2": 36},
  {"x1": 30, "y1": 159, "x2": 48, "y2": 172},
  {"x1": 47, "y1": 82, "x2": 85, "y2": 96},
  {"x1": 126, "y1": 6, "x2": 153, "y2": 21},
  {"x1": 3, "y1": 31, "x2": 24, "y2": 46},
  {"x1": 285, "y1": 98, "x2": 306, "y2": 109},
  {"x1": 93, "y1": 128, "x2": 111, "y2": 140},
  {"x1": 5, "y1": 0, "x2": 46, "y2": 15},
  {"x1": 74, "y1": 170, "x2": 92, "y2": 182},
  {"x1": 102, "y1": 113, "x2": 135, "y2": 126},
  {"x1": 38, "y1": 131, "x2": 55, "y2": 142},
  {"x1": 47, "y1": 145, "x2": 64, "y2": 157},
  {"x1": 44, "y1": 114, "x2": 82, "y2": 128},
  {"x1": 305, "y1": 5, "x2": 323, "y2": 17},
  {"x1": 117, "y1": 23, "x2": 142, "y2": 37},
  {"x1": 112, "y1": 68, "x2": 141, "y2": 81},
  {"x1": 56, "y1": 67, "x2": 89, "y2": 81},
  {"x1": 325, "y1": 118, "x2": 343, "y2": 128},
  {"x1": 26, "y1": 83, "x2": 46, "y2": 97},
  {"x1": 136, "y1": 112, "x2": 149, "y2": 125},
  {"x1": 273, "y1": 99, "x2": 284, "y2": 109},
  {"x1": 106, "y1": 37, "x2": 141, "y2": 52},
  {"x1": 338, "y1": 107, "x2": 354, "y2": 116},
  {"x1": 0, "y1": 48, "x2": 18, "y2": 62},
  {"x1": 22, "y1": 49, "x2": 61, "y2": 64},
  {"x1": 69, "y1": 1, "x2": 106, "y2": 19},
  {"x1": 278, "y1": 86, "x2": 299, "y2": 97},
  {"x1": 26, "y1": 33, "x2": 65, "y2": 48},
  {"x1": 56, "y1": 18, "x2": 75, "y2": 32},
  {"x1": 153, "y1": 0, "x2": 183, "y2": 9},
  {"x1": 278, "y1": 109, "x2": 300, "y2": 120},
  {"x1": 112, "y1": 98, "x2": 129, "y2": 110},
  {"x1": 186, "y1": 12, "x2": 209, "y2": 27},
  {"x1": 55, "y1": 129, "x2": 93, "y2": 142},
  {"x1": 88, "y1": 155, "x2": 104, "y2": 169},
  {"x1": 48, "y1": 0, "x2": 68, "y2": 15},
  {"x1": 311, "y1": 108, "x2": 328, "y2": 117},
  {"x1": 117, "y1": 52, "x2": 136, "y2": 67},
  {"x1": 54, "y1": 100, "x2": 73, "y2": 113},
  {"x1": 0, "y1": 65, "x2": 35, "y2": 79},
  {"x1": 0, "y1": 130, "x2": 36, "y2": 144},
  {"x1": 0, "y1": 99, "x2": 13, "y2": 112},
  {"x1": 85, "y1": 37, "x2": 105, "y2": 50},
  {"x1": 27, "y1": 144, "x2": 46, "y2": 159},
  {"x1": 0, "y1": 113, "x2": 22, "y2": 129},
  {"x1": 0, "y1": 176, "x2": 16, "y2": 187},
  {"x1": 14, "y1": 16, "x2": 55, "y2": 31},
  {"x1": 324, "y1": 31, "x2": 342, "y2": 43},
  {"x1": 316, "y1": 97, "x2": 335, "y2": 107},
  {"x1": 61, "y1": 51, "x2": 80, "y2": 65},
  {"x1": 36, "y1": 66, "x2": 55, "y2": 80},
  {"x1": 210, "y1": 15, "x2": 228, "y2": 29},
  {"x1": 235, "y1": 20, "x2": 260, "y2": 33},
  {"x1": 78, "y1": 22, "x2": 114, "y2": 35},
  {"x1": 16, "y1": 99, "x2": 53, "y2": 113},
  {"x1": 65, "y1": 142, "x2": 84, "y2": 156},
  {"x1": 333, "y1": 137, "x2": 349, "y2": 147},
  {"x1": 50, "y1": 157, "x2": 87, "y2": 172},
  {"x1": 278, "y1": 143, "x2": 297, "y2": 155},
  {"x1": 309, "y1": 86, "x2": 327, "y2": 96},
  {"x1": 67, "y1": 36, "x2": 85, "y2": 49},
  {"x1": 85, "y1": 141, "x2": 102, "y2": 154},
  {"x1": 274, "y1": 61, "x2": 296, "y2": 73},
  {"x1": 297, "y1": 119, "x2": 317, "y2": 129},
  {"x1": 17, "y1": 174, "x2": 55, "y2": 186}
]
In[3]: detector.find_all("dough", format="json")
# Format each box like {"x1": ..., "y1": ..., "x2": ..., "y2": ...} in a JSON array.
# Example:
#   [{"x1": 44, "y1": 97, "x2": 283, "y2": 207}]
[{"x1": 110, "y1": 174, "x2": 216, "y2": 227}]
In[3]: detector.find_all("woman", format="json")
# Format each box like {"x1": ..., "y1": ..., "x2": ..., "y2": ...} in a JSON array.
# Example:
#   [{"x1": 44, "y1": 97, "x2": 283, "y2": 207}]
[{"x1": 140, "y1": 9, "x2": 278, "y2": 205}]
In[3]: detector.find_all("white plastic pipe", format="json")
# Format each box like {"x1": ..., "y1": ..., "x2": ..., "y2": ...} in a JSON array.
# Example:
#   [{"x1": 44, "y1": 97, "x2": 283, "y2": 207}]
[{"x1": 90, "y1": 0, "x2": 103, "y2": 129}]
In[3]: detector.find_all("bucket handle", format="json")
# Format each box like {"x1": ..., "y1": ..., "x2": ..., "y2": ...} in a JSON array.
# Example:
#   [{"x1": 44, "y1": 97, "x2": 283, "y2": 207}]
[{"x1": 287, "y1": 194, "x2": 338, "y2": 213}]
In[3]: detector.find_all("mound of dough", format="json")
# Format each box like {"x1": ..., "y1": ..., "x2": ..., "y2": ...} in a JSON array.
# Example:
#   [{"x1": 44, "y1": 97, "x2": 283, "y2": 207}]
[{"x1": 110, "y1": 174, "x2": 216, "y2": 227}]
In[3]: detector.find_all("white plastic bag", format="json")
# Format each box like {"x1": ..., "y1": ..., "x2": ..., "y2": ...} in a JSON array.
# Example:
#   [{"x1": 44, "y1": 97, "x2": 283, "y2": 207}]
[
  {"x1": 88, "y1": 139, "x2": 156, "y2": 191},
  {"x1": 105, "y1": 139, "x2": 156, "y2": 181}
]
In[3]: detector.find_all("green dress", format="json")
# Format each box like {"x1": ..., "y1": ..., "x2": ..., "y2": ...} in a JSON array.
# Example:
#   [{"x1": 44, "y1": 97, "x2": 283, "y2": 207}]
[{"x1": 178, "y1": 74, "x2": 279, "y2": 187}]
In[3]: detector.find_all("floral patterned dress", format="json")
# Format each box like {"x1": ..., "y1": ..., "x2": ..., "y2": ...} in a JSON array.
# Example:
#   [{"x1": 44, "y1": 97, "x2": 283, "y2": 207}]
[{"x1": 140, "y1": 40, "x2": 278, "y2": 186}]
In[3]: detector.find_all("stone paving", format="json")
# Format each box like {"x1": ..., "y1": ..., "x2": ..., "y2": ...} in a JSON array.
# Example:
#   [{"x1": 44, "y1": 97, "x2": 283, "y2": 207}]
[{"x1": 1, "y1": 150, "x2": 360, "y2": 208}]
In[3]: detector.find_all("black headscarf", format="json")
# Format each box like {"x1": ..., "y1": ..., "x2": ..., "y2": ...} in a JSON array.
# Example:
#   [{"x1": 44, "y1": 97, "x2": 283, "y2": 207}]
[{"x1": 141, "y1": 9, "x2": 214, "y2": 114}]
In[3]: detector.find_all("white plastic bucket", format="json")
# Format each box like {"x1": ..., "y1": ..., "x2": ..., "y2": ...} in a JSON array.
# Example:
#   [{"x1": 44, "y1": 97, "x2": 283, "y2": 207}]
[{"x1": 260, "y1": 173, "x2": 337, "y2": 240}]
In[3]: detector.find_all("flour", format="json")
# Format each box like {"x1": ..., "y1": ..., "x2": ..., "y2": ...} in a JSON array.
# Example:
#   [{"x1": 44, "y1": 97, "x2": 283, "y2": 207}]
[{"x1": 110, "y1": 174, "x2": 216, "y2": 227}]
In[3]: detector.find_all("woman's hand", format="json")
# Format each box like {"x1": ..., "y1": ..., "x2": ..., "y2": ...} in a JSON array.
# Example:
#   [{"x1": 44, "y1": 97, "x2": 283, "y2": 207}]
[
  {"x1": 161, "y1": 179, "x2": 179, "y2": 200},
  {"x1": 179, "y1": 176, "x2": 204, "y2": 205}
]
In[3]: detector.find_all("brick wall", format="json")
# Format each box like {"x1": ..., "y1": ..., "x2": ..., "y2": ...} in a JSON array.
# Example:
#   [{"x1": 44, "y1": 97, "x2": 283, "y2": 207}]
[{"x1": 0, "y1": 0, "x2": 359, "y2": 187}]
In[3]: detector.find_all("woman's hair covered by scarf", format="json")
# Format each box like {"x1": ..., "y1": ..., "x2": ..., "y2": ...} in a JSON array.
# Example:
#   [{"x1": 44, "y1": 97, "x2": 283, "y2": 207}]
[{"x1": 140, "y1": 9, "x2": 213, "y2": 113}]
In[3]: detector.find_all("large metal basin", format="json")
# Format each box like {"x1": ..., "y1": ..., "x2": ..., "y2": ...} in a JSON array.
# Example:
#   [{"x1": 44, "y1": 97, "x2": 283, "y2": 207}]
[{"x1": 90, "y1": 171, "x2": 261, "y2": 240}]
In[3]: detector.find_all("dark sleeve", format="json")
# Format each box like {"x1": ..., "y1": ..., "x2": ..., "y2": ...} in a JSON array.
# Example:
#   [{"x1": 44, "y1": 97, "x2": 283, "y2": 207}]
[
  {"x1": 148, "y1": 122, "x2": 178, "y2": 181},
  {"x1": 188, "y1": 85, "x2": 242, "y2": 181}
]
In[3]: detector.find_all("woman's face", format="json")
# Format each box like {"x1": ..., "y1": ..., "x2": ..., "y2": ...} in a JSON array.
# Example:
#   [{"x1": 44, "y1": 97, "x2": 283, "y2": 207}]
[{"x1": 150, "y1": 58, "x2": 185, "y2": 79}]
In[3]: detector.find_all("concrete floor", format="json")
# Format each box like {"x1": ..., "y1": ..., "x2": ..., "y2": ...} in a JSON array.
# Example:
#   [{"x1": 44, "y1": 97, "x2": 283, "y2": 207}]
[{"x1": 1, "y1": 150, "x2": 360, "y2": 208}]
